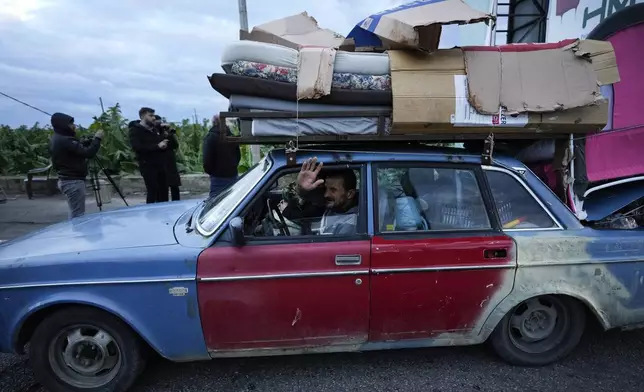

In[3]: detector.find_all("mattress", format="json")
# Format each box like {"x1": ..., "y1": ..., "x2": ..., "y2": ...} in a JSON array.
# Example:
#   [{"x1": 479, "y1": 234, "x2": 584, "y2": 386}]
[
  {"x1": 208, "y1": 73, "x2": 393, "y2": 106},
  {"x1": 228, "y1": 95, "x2": 391, "y2": 137},
  {"x1": 229, "y1": 94, "x2": 391, "y2": 112},
  {"x1": 250, "y1": 116, "x2": 386, "y2": 137},
  {"x1": 229, "y1": 61, "x2": 390, "y2": 91},
  {"x1": 221, "y1": 40, "x2": 390, "y2": 75}
]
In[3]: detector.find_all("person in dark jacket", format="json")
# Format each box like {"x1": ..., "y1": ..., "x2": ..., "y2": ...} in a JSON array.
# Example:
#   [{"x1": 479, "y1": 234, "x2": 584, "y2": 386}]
[
  {"x1": 202, "y1": 115, "x2": 241, "y2": 198},
  {"x1": 128, "y1": 107, "x2": 169, "y2": 204},
  {"x1": 153, "y1": 115, "x2": 181, "y2": 201},
  {"x1": 48, "y1": 112, "x2": 104, "y2": 219}
]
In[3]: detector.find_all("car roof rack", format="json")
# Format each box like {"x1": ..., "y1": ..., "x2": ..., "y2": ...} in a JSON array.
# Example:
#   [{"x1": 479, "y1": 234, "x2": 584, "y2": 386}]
[{"x1": 217, "y1": 110, "x2": 570, "y2": 166}]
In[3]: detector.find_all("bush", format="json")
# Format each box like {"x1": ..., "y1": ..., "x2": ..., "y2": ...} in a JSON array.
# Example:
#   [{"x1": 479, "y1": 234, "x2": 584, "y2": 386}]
[{"x1": 0, "y1": 103, "x2": 257, "y2": 176}]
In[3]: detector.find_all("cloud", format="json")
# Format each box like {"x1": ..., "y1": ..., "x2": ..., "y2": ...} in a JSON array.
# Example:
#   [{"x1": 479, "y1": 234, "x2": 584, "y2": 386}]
[{"x1": 0, "y1": 0, "x2": 487, "y2": 127}]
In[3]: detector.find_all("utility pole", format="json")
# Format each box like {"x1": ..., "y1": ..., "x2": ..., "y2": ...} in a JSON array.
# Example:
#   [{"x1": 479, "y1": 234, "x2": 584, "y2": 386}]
[
  {"x1": 238, "y1": 0, "x2": 262, "y2": 163},
  {"x1": 238, "y1": 0, "x2": 248, "y2": 34}
]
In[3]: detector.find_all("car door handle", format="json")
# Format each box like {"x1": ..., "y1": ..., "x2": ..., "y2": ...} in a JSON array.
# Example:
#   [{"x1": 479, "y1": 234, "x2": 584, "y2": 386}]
[
  {"x1": 335, "y1": 255, "x2": 362, "y2": 266},
  {"x1": 484, "y1": 249, "x2": 508, "y2": 259}
]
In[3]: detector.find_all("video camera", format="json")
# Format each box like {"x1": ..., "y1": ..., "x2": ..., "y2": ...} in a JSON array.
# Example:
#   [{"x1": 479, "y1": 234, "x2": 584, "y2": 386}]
[
  {"x1": 158, "y1": 123, "x2": 176, "y2": 134},
  {"x1": 79, "y1": 135, "x2": 95, "y2": 147}
]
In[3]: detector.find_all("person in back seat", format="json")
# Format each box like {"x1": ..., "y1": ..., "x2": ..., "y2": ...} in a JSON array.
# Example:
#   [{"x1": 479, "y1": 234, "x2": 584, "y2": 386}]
[{"x1": 283, "y1": 158, "x2": 359, "y2": 235}]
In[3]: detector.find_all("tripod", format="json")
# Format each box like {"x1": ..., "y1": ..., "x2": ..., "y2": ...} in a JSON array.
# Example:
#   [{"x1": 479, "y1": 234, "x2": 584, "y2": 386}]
[{"x1": 88, "y1": 157, "x2": 128, "y2": 211}]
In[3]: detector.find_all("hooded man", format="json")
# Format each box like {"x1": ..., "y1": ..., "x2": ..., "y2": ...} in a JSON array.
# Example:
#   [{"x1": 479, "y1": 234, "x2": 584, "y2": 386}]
[
  {"x1": 48, "y1": 112, "x2": 104, "y2": 219},
  {"x1": 202, "y1": 115, "x2": 241, "y2": 198},
  {"x1": 153, "y1": 114, "x2": 181, "y2": 201},
  {"x1": 128, "y1": 107, "x2": 169, "y2": 204}
]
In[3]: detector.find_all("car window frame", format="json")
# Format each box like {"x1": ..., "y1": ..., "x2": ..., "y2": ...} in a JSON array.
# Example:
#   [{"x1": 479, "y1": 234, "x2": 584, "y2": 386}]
[
  {"x1": 371, "y1": 161, "x2": 502, "y2": 237},
  {"x1": 226, "y1": 162, "x2": 370, "y2": 246},
  {"x1": 481, "y1": 165, "x2": 564, "y2": 232}
]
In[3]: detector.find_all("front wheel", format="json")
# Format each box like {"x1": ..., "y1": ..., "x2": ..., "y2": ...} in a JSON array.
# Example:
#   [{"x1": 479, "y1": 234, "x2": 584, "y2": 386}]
[
  {"x1": 489, "y1": 295, "x2": 586, "y2": 366},
  {"x1": 29, "y1": 307, "x2": 147, "y2": 392}
]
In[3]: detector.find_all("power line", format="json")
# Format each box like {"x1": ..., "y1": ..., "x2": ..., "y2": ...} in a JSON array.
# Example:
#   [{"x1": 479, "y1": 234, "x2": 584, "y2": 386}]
[{"x1": 0, "y1": 90, "x2": 52, "y2": 116}]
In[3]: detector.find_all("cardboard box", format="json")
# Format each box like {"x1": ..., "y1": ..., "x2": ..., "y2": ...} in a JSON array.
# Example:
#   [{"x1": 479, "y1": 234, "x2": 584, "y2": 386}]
[
  {"x1": 462, "y1": 39, "x2": 620, "y2": 115},
  {"x1": 297, "y1": 47, "x2": 336, "y2": 100},
  {"x1": 241, "y1": 12, "x2": 345, "y2": 49},
  {"x1": 388, "y1": 42, "x2": 613, "y2": 134},
  {"x1": 346, "y1": 0, "x2": 493, "y2": 52}
]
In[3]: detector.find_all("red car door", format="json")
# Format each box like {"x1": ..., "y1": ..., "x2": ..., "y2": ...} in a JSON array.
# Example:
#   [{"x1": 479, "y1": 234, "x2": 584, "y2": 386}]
[
  {"x1": 198, "y1": 239, "x2": 371, "y2": 352},
  {"x1": 197, "y1": 165, "x2": 371, "y2": 353},
  {"x1": 369, "y1": 164, "x2": 517, "y2": 342}
]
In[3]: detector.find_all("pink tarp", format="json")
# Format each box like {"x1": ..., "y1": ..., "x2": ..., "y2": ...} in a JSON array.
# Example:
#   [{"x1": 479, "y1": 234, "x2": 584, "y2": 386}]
[{"x1": 585, "y1": 22, "x2": 644, "y2": 182}]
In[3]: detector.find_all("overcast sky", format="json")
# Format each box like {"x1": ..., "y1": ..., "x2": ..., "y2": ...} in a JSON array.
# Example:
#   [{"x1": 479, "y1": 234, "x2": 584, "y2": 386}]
[{"x1": 0, "y1": 0, "x2": 487, "y2": 128}]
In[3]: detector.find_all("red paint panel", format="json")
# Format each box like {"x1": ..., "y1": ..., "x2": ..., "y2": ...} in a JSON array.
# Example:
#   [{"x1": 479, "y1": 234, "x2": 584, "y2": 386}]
[
  {"x1": 369, "y1": 235, "x2": 516, "y2": 341},
  {"x1": 197, "y1": 241, "x2": 370, "y2": 351}
]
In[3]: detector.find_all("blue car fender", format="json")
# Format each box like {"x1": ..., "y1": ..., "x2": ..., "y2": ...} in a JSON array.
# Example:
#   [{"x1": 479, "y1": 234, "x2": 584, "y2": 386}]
[{"x1": 7, "y1": 282, "x2": 210, "y2": 361}]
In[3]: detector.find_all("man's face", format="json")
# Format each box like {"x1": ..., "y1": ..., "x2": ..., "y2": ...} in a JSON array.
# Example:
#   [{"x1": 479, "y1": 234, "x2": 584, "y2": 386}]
[
  {"x1": 324, "y1": 177, "x2": 355, "y2": 210},
  {"x1": 142, "y1": 112, "x2": 155, "y2": 125}
]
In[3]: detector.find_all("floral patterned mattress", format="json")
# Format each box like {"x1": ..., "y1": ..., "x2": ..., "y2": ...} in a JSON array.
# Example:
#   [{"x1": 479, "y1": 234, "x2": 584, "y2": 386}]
[{"x1": 229, "y1": 61, "x2": 391, "y2": 91}]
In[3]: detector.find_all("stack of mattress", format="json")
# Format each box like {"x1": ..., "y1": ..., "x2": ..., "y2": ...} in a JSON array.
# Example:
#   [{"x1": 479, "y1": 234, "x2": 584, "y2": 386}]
[{"x1": 210, "y1": 41, "x2": 395, "y2": 137}]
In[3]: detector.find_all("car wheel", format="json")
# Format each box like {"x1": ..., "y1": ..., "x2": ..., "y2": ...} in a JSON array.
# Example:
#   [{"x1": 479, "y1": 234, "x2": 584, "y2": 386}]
[
  {"x1": 489, "y1": 295, "x2": 586, "y2": 366},
  {"x1": 29, "y1": 306, "x2": 147, "y2": 392}
]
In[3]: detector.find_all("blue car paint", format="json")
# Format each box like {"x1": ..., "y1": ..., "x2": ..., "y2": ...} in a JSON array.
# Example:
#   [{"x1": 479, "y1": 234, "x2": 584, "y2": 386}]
[
  {"x1": 0, "y1": 200, "x2": 209, "y2": 359},
  {"x1": 2, "y1": 145, "x2": 644, "y2": 361},
  {"x1": 584, "y1": 181, "x2": 644, "y2": 221}
]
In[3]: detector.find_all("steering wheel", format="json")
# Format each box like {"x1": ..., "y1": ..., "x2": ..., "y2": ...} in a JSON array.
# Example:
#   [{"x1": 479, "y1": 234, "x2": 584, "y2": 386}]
[{"x1": 266, "y1": 199, "x2": 291, "y2": 236}]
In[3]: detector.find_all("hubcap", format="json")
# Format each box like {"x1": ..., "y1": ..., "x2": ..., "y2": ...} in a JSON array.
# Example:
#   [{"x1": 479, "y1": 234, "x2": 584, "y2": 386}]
[
  {"x1": 49, "y1": 325, "x2": 121, "y2": 388},
  {"x1": 508, "y1": 296, "x2": 569, "y2": 354}
]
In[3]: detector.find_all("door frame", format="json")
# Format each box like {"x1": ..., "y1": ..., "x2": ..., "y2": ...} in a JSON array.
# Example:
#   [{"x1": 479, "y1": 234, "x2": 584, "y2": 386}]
[
  {"x1": 214, "y1": 162, "x2": 371, "y2": 246},
  {"x1": 370, "y1": 161, "x2": 505, "y2": 233},
  {"x1": 196, "y1": 162, "x2": 373, "y2": 355}
]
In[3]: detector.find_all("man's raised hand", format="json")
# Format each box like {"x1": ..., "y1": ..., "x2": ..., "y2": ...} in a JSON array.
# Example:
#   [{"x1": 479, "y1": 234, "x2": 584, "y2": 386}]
[{"x1": 297, "y1": 157, "x2": 324, "y2": 193}]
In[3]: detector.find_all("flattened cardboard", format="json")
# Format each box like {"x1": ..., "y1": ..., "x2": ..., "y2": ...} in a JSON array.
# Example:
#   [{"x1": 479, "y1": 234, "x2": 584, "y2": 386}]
[
  {"x1": 540, "y1": 100, "x2": 609, "y2": 131},
  {"x1": 388, "y1": 48, "x2": 608, "y2": 134},
  {"x1": 296, "y1": 47, "x2": 337, "y2": 100},
  {"x1": 573, "y1": 40, "x2": 620, "y2": 86},
  {"x1": 346, "y1": 0, "x2": 493, "y2": 52},
  {"x1": 244, "y1": 12, "x2": 345, "y2": 50},
  {"x1": 462, "y1": 39, "x2": 619, "y2": 115}
]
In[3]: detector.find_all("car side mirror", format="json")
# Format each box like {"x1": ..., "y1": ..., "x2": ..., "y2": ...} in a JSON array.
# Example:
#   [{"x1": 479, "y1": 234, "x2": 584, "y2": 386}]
[{"x1": 229, "y1": 217, "x2": 245, "y2": 247}]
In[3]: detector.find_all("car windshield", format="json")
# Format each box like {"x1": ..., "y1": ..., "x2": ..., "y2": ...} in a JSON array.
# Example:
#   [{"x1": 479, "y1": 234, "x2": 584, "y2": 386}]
[{"x1": 196, "y1": 157, "x2": 272, "y2": 235}]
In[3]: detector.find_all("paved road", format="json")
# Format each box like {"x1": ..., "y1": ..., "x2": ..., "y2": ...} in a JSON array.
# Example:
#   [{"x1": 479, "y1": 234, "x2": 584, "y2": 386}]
[
  {"x1": 2, "y1": 195, "x2": 644, "y2": 391},
  {"x1": 1, "y1": 328, "x2": 643, "y2": 392}
]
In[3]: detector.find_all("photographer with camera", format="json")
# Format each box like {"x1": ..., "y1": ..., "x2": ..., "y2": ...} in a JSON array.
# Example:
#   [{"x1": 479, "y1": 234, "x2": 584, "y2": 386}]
[
  {"x1": 128, "y1": 107, "x2": 169, "y2": 204},
  {"x1": 153, "y1": 115, "x2": 181, "y2": 201},
  {"x1": 48, "y1": 112, "x2": 104, "y2": 219}
]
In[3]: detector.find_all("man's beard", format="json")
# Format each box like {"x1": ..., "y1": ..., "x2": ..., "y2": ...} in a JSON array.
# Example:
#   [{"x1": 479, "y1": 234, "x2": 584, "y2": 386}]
[{"x1": 327, "y1": 198, "x2": 348, "y2": 211}]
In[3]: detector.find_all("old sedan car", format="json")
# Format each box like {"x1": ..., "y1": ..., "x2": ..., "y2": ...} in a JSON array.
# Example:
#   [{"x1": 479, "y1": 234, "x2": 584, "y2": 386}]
[{"x1": 1, "y1": 145, "x2": 644, "y2": 392}]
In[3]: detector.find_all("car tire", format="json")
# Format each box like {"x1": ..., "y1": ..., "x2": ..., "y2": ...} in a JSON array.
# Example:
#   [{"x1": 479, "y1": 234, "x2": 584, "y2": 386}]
[
  {"x1": 29, "y1": 306, "x2": 147, "y2": 392},
  {"x1": 489, "y1": 295, "x2": 586, "y2": 366}
]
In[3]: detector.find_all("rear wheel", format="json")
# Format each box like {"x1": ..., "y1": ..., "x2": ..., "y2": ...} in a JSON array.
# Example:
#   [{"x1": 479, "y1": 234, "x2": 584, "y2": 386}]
[
  {"x1": 29, "y1": 307, "x2": 147, "y2": 392},
  {"x1": 490, "y1": 295, "x2": 586, "y2": 366}
]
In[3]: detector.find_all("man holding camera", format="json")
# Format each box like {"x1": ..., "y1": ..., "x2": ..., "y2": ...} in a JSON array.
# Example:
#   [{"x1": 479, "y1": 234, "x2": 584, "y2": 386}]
[
  {"x1": 128, "y1": 107, "x2": 170, "y2": 204},
  {"x1": 49, "y1": 112, "x2": 104, "y2": 219},
  {"x1": 153, "y1": 114, "x2": 181, "y2": 201}
]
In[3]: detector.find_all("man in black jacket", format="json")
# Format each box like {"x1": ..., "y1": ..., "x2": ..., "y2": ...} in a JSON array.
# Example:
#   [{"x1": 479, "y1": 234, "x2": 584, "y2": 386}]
[
  {"x1": 48, "y1": 112, "x2": 104, "y2": 219},
  {"x1": 202, "y1": 115, "x2": 241, "y2": 198},
  {"x1": 128, "y1": 107, "x2": 169, "y2": 204},
  {"x1": 153, "y1": 115, "x2": 181, "y2": 201}
]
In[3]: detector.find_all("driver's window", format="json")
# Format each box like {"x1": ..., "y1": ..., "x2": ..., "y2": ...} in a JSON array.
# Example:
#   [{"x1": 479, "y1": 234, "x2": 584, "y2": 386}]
[{"x1": 242, "y1": 167, "x2": 362, "y2": 238}]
